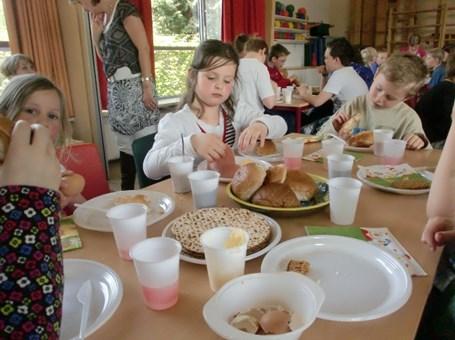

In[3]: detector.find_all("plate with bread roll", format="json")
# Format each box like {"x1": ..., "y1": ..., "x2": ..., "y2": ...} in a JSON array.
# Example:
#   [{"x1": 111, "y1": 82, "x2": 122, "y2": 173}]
[
  {"x1": 343, "y1": 130, "x2": 374, "y2": 153},
  {"x1": 239, "y1": 139, "x2": 283, "y2": 162},
  {"x1": 356, "y1": 164, "x2": 432, "y2": 195},
  {"x1": 197, "y1": 146, "x2": 271, "y2": 183},
  {"x1": 226, "y1": 163, "x2": 329, "y2": 216}
]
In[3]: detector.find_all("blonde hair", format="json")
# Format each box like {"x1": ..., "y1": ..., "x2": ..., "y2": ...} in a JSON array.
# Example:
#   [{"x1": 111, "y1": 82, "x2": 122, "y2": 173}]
[
  {"x1": 361, "y1": 47, "x2": 378, "y2": 65},
  {"x1": 377, "y1": 54, "x2": 428, "y2": 95},
  {"x1": 0, "y1": 74, "x2": 72, "y2": 147},
  {"x1": 1, "y1": 54, "x2": 35, "y2": 78},
  {"x1": 427, "y1": 48, "x2": 444, "y2": 64}
]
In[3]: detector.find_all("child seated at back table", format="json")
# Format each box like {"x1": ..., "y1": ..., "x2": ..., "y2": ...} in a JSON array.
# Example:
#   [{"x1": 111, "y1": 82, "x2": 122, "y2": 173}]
[
  {"x1": 266, "y1": 43, "x2": 299, "y2": 88},
  {"x1": 318, "y1": 54, "x2": 430, "y2": 150},
  {"x1": 143, "y1": 40, "x2": 287, "y2": 180}
]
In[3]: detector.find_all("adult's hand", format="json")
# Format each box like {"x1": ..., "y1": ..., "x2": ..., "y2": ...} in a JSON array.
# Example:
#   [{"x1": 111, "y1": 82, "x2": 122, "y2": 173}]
[
  {"x1": 142, "y1": 85, "x2": 158, "y2": 111},
  {"x1": 0, "y1": 121, "x2": 60, "y2": 191}
]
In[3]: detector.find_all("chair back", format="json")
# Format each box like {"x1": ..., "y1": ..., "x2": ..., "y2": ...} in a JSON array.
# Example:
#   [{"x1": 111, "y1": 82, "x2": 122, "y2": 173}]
[
  {"x1": 132, "y1": 133, "x2": 159, "y2": 188},
  {"x1": 58, "y1": 143, "x2": 111, "y2": 199}
]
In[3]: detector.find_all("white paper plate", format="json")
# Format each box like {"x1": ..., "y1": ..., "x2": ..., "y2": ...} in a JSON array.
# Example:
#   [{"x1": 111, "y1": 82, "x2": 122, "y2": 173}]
[
  {"x1": 344, "y1": 145, "x2": 373, "y2": 153},
  {"x1": 356, "y1": 166, "x2": 431, "y2": 195},
  {"x1": 74, "y1": 190, "x2": 175, "y2": 232},
  {"x1": 60, "y1": 259, "x2": 123, "y2": 339},
  {"x1": 238, "y1": 147, "x2": 283, "y2": 162},
  {"x1": 261, "y1": 235, "x2": 412, "y2": 322},
  {"x1": 162, "y1": 212, "x2": 282, "y2": 265},
  {"x1": 197, "y1": 156, "x2": 271, "y2": 183}
]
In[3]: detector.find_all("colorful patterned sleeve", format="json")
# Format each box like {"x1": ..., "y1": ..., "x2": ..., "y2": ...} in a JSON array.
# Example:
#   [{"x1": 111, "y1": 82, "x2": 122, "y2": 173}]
[{"x1": 0, "y1": 186, "x2": 62, "y2": 340}]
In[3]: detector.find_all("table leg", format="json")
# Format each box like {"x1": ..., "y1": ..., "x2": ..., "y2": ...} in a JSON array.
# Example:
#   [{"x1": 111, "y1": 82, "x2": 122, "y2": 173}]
[{"x1": 295, "y1": 108, "x2": 302, "y2": 132}]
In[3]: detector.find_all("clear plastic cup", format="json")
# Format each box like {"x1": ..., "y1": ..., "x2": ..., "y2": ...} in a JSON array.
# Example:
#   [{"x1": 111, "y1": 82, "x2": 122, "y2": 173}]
[
  {"x1": 168, "y1": 156, "x2": 194, "y2": 193},
  {"x1": 188, "y1": 170, "x2": 220, "y2": 209},
  {"x1": 129, "y1": 237, "x2": 182, "y2": 310},
  {"x1": 382, "y1": 139, "x2": 406, "y2": 165},
  {"x1": 200, "y1": 227, "x2": 249, "y2": 292},
  {"x1": 282, "y1": 138, "x2": 305, "y2": 170},
  {"x1": 284, "y1": 86, "x2": 294, "y2": 104},
  {"x1": 327, "y1": 154, "x2": 355, "y2": 179},
  {"x1": 321, "y1": 139, "x2": 345, "y2": 157},
  {"x1": 373, "y1": 129, "x2": 394, "y2": 156},
  {"x1": 106, "y1": 203, "x2": 147, "y2": 260},
  {"x1": 274, "y1": 86, "x2": 281, "y2": 100},
  {"x1": 328, "y1": 178, "x2": 362, "y2": 225}
]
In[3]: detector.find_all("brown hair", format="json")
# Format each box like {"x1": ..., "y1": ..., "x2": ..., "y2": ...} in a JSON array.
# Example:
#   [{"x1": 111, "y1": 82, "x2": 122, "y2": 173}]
[
  {"x1": 233, "y1": 33, "x2": 250, "y2": 56},
  {"x1": 377, "y1": 54, "x2": 428, "y2": 95},
  {"x1": 268, "y1": 44, "x2": 289, "y2": 61},
  {"x1": 0, "y1": 54, "x2": 35, "y2": 78},
  {"x1": 245, "y1": 38, "x2": 268, "y2": 55},
  {"x1": 179, "y1": 40, "x2": 239, "y2": 119},
  {"x1": 0, "y1": 74, "x2": 72, "y2": 147},
  {"x1": 408, "y1": 33, "x2": 421, "y2": 47}
]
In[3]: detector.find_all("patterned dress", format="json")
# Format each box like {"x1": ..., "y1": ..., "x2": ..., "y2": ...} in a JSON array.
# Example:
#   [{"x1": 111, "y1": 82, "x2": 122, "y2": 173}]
[{"x1": 0, "y1": 186, "x2": 62, "y2": 340}]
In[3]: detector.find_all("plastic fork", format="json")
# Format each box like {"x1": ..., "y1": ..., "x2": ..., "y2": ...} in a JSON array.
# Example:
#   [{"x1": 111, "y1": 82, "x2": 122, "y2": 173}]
[{"x1": 76, "y1": 280, "x2": 92, "y2": 340}]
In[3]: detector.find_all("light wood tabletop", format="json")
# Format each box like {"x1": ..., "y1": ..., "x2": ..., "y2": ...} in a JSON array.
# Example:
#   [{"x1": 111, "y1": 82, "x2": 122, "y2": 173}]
[
  {"x1": 67, "y1": 143, "x2": 442, "y2": 340},
  {"x1": 273, "y1": 97, "x2": 311, "y2": 133}
]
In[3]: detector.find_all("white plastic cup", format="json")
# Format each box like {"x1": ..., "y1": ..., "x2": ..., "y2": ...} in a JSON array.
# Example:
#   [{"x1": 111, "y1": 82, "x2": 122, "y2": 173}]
[
  {"x1": 327, "y1": 154, "x2": 355, "y2": 179},
  {"x1": 188, "y1": 170, "x2": 220, "y2": 209},
  {"x1": 328, "y1": 178, "x2": 362, "y2": 225},
  {"x1": 200, "y1": 227, "x2": 249, "y2": 292},
  {"x1": 274, "y1": 86, "x2": 281, "y2": 100},
  {"x1": 284, "y1": 86, "x2": 293, "y2": 104},
  {"x1": 321, "y1": 139, "x2": 345, "y2": 157},
  {"x1": 382, "y1": 139, "x2": 407, "y2": 165},
  {"x1": 129, "y1": 237, "x2": 182, "y2": 310},
  {"x1": 168, "y1": 156, "x2": 194, "y2": 193},
  {"x1": 282, "y1": 138, "x2": 305, "y2": 170},
  {"x1": 106, "y1": 203, "x2": 147, "y2": 260},
  {"x1": 373, "y1": 129, "x2": 394, "y2": 156}
]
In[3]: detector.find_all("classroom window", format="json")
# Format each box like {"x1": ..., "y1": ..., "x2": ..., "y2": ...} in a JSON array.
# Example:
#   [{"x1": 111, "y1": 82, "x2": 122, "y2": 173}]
[
  {"x1": 152, "y1": 0, "x2": 221, "y2": 99},
  {"x1": 0, "y1": 0, "x2": 11, "y2": 84}
]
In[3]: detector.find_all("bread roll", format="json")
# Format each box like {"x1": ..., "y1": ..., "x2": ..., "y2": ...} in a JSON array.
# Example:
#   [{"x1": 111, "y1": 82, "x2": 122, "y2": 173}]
[
  {"x1": 207, "y1": 145, "x2": 239, "y2": 178},
  {"x1": 251, "y1": 183, "x2": 300, "y2": 208},
  {"x1": 61, "y1": 173, "x2": 85, "y2": 197},
  {"x1": 338, "y1": 113, "x2": 361, "y2": 138},
  {"x1": 0, "y1": 116, "x2": 12, "y2": 163},
  {"x1": 284, "y1": 169, "x2": 317, "y2": 201},
  {"x1": 255, "y1": 140, "x2": 277, "y2": 156},
  {"x1": 348, "y1": 130, "x2": 373, "y2": 147},
  {"x1": 264, "y1": 164, "x2": 287, "y2": 184},
  {"x1": 231, "y1": 163, "x2": 266, "y2": 201}
]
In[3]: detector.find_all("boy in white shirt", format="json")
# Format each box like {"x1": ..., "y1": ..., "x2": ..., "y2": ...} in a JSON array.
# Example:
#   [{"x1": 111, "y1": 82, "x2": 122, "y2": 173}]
[{"x1": 234, "y1": 38, "x2": 275, "y2": 113}]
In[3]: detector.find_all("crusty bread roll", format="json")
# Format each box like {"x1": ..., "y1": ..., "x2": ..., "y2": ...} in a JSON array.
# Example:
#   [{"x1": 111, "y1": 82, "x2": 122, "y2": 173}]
[
  {"x1": 231, "y1": 163, "x2": 267, "y2": 201},
  {"x1": 251, "y1": 183, "x2": 300, "y2": 208},
  {"x1": 348, "y1": 130, "x2": 373, "y2": 147},
  {"x1": 284, "y1": 169, "x2": 317, "y2": 201},
  {"x1": 207, "y1": 145, "x2": 239, "y2": 178},
  {"x1": 255, "y1": 140, "x2": 277, "y2": 156},
  {"x1": 338, "y1": 113, "x2": 361, "y2": 138},
  {"x1": 61, "y1": 173, "x2": 86, "y2": 197},
  {"x1": 265, "y1": 164, "x2": 287, "y2": 184},
  {"x1": 0, "y1": 116, "x2": 13, "y2": 164}
]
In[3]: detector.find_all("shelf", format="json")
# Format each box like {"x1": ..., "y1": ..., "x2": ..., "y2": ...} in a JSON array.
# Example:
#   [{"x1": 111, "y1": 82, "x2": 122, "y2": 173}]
[
  {"x1": 275, "y1": 27, "x2": 308, "y2": 34},
  {"x1": 275, "y1": 15, "x2": 307, "y2": 24},
  {"x1": 274, "y1": 39, "x2": 307, "y2": 45}
]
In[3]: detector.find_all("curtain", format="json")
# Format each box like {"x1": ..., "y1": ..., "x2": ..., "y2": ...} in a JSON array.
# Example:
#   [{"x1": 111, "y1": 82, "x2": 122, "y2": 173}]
[
  {"x1": 3, "y1": 0, "x2": 75, "y2": 117},
  {"x1": 221, "y1": 0, "x2": 266, "y2": 43},
  {"x1": 96, "y1": 0, "x2": 156, "y2": 109}
]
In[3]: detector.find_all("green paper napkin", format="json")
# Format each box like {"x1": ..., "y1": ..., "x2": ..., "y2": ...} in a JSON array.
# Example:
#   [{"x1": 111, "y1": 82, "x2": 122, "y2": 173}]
[{"x1": 305, "y1": 225, "x2": 367, "y2": 241}]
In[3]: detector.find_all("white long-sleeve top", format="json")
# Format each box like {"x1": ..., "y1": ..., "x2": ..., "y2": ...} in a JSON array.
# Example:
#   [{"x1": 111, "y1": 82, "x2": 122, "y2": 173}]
[{"x1": 143, "y1": 103, "x2": 287, "y2": 179}]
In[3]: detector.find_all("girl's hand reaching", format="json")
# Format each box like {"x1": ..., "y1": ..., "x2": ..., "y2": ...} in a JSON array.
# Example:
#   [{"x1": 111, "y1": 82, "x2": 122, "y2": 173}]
[
  {"x1": 421, "y1": 216, "x2": 455, "y2": 251},
  {"x1": 238, "y1": 122, "x2": 268, "y2": 152},
  {"x1": 191, "y1": 133, "x2": 226, "y2": 162},
  {"x1": 0, "y1": 121, "x2": 60, "y2": 191}
]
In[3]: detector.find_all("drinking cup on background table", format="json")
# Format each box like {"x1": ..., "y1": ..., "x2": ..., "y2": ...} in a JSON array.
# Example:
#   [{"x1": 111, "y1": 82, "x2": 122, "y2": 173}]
[
  {"x1": 282, "y1": 138, "x2": 305, "y2": 170},
  {"x1": 168, "y1": 156, "x2": 194, "y2": 193},
  {"x1": 284, "y1": 86, "x2": 293, "y2": 104},
  {"x1": 327, "y1": 154, "x2": 355, "y2": 179},
  {"x1": 106, "y1": 203, "x2": 147, "y2": 260},
  {"x1": 188, "y1": 170, "x2": 220, "y2": 209},
  {"x1": 373, "y1": 129, "x2": 394, "y2": 156},
  {"x1": 274, "y1": 86, "x2": 281, "y2": 100},
  {"x1": 130, "y1": 237, "x2": 182, "y2": 310},
  {"x1": 200, "y1": 227, "x2": 249, "y2": 292},
  {"x1": 328, "y1": 178, "x2": 362, "y2": 225},
  {"x1": 382, "y1": 139, "x2": 406, "y2": 165}
]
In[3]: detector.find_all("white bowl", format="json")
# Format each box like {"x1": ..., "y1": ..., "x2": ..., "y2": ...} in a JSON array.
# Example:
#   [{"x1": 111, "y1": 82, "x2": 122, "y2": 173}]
[{"x1": 203, "y1": 272, "x2": 324, "y2": 339}]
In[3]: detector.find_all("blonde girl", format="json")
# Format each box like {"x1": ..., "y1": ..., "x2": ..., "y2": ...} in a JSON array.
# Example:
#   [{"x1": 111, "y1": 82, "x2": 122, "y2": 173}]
[{"x1": 143, "y1": 39, "x2": 287, "y2": 179}]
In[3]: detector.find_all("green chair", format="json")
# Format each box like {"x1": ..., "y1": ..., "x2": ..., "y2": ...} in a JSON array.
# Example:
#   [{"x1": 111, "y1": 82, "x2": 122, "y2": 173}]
[{"x1": 132, "y1": 133, "x2": 160, "y2": 188}]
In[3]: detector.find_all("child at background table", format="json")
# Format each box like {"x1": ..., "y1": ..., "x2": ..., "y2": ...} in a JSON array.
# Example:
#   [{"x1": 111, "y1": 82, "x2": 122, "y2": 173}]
[
  {"x1": 425, "y1": 48, "x2": 446, "y2": 89},
  {"x1": 318, "y1": 54, "x2": 430, "y2": 150},
  {"x1": 234, "y1": 37, "x2": 275, "y2": 114},
  {"x1": 376, "y1": 48, "x2": 388, "y2": 69},
  {"x1": 143, "y1": 40, "x2": 287, "y2": 180},
  {"x1": 0, "y1": 53, "x2": 35, "y2": 93},
  {"x1": 418, "y1": 106, "x2": 455, "y2": 339},
  {"x1": 361, "y1": 46, "x2": 379, "y2": 75},
  {"x1": 233, "y1": 33, "x2": 250, "y2": 58},
  {"x1": 0, "y1": 74, "x2": 85, "y2": 208},
  {"x1": 0, "y1": 120, "x2": 64, "y2": 339},
  {"x1": 266, "y1": 43, "x2": 299, "y2": 88}
]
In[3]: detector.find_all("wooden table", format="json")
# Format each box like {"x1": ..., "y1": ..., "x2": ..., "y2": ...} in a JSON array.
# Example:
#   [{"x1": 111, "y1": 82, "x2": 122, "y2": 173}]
[
  {"x1": 67, "y1": 143, "x2": 442, "y2": 340},
  {"x1": 273, "y1": 97, "x2": 311, "y2": 133}
]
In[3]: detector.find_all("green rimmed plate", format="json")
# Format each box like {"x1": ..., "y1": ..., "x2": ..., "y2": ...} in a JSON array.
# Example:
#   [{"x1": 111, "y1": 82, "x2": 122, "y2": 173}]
[{"x1": 226, "y1": 173, "x2": 329, "y2": 216}]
